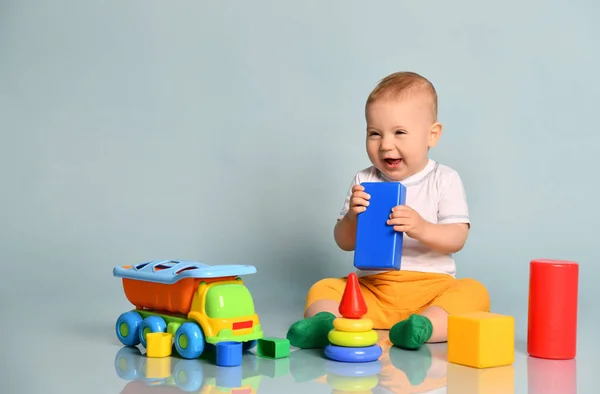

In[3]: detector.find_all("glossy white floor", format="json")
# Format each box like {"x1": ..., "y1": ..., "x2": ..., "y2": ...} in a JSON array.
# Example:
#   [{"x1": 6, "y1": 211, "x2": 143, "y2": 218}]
[{"x1": 4, "y1": 303, "x2": 594, "y2": 394}]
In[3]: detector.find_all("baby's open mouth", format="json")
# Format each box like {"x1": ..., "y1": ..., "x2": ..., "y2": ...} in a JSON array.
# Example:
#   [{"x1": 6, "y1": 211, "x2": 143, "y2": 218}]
[{"x1": 384, "y1": 158, "x2": 402, "y2": 167}]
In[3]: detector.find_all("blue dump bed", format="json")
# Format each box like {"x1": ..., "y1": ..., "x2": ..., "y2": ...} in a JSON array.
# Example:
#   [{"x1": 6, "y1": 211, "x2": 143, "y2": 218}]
[{"x1": 113, "y1": 260, "x2": 257, "y2": 284}]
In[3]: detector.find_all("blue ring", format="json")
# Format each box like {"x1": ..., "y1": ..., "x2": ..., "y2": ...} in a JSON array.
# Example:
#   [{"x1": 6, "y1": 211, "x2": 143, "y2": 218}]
[{"x1": 324, "y1": 344, "x2": 382, "y2": 363}]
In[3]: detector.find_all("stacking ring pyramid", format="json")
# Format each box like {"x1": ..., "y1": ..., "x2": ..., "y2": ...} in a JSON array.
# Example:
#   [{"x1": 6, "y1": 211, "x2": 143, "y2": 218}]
[{"x1": 324, "y1": 272, "x2": 383, "y2": 363}]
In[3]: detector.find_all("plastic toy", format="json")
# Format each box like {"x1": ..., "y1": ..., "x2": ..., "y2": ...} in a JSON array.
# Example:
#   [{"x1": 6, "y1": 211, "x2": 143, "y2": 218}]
[
  {"x1": 527, "y1": 259, "x2": 579, "y2": 360},
  {"x1": 324, "y1": 273, "x2": 382, "y2": 363},
  {"x1": 324, "y1": 343, "x2": 382, "y2": 363},
  {"x1": 354, "y1": 182, "x2": 406, "y2": 271},
  {"x1": 146, "y1": 332, "x2": 172, "y2": 358},
  {"x1": 447, "y1": 311, "x2": 514, "y2": 369},
  {"x1": 216, "y1": 341, "x2": 243, "y2": 367},
  {"x1": 256, "y1": 337, "x2": 290, "y2": 359},
  {"x1": 113, "y1": 260, "x2": 263, "y2": 359},
  {"x1": 338, "y1": 271, "x2": 367, "y2": 318}
]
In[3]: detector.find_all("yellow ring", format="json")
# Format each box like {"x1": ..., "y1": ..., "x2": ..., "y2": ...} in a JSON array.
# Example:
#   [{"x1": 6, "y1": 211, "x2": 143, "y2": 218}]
[
  {"x1": 333, "y1": 317, "x2": 373, "y2": 332},
  {"x1": 328, "y1": 329, "x2": 378, "y2": 347},
  {"x1": 326, "y1": 374, "x2": 379, "y2": 391}
]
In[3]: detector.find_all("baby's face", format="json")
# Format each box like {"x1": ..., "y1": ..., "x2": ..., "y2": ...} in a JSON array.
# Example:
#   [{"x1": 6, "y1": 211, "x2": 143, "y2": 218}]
[{"x1": 365, "y1": 95, "x2": 441, "y2": 181}]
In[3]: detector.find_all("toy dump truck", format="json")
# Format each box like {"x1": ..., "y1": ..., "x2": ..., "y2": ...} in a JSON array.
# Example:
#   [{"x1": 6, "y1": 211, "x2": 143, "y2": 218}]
[{"x1": 114, "y1": 260, "x2": 264, "y2": 359}]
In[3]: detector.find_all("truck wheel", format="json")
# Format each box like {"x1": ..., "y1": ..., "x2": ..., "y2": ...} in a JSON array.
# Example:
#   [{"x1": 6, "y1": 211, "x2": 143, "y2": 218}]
[
  {"x1": 116, "y1": 311, "x2": 143, "y2": 346},
  {"x1": 138, "y1": 316, "x2": 167, "y2": 348},
  {"x1": 175, "y1": 322, "x2": 205, "y2": 359}
]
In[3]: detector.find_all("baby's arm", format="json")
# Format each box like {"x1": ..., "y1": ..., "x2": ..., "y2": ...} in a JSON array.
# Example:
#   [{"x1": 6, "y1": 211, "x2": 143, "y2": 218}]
[
  {"x1": 334, "y1": 177, "x2": 366, "y2": 251},
  {"x1": 414, "y1": 222, "x2": 469, "y2": 254},
  {"x1": 334, "y1": 215, "x2": 358, "y2": 251}
]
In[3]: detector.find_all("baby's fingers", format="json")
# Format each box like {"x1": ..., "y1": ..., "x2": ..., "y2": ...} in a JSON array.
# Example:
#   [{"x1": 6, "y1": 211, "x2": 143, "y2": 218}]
[
  {"x1": 353, "y1": 191, "x2": 370, "y2": 201},
  {"x1": 350, "y1": 196, "x2": 369, "y2": 208},
  {"x1": 351, "y1": 205, "x2": 367, "y2": 214}
]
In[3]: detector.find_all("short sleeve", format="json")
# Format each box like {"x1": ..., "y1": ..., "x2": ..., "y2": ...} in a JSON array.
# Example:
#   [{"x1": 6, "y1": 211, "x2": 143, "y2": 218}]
[
  {"x1": 338, "y1": 174, "x2": 360, "y2": 219},
  {"x1": 437, "y1": 171, "x2": 471, "y2": 227}
]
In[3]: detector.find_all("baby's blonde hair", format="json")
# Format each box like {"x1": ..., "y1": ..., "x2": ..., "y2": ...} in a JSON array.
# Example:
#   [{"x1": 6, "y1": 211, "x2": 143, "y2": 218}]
[{"x1": 366, "y1": 71, "x2": 438, "y2": 121}]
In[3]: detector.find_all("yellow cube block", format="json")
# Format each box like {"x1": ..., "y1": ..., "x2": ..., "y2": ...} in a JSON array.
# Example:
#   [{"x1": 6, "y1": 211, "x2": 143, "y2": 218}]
[
  {"x1": 146, "y1": 332, "x2": 173, "y2": 358},
  {"x1": 448, "y1": 311, "x2": 514, "y2": 369}
]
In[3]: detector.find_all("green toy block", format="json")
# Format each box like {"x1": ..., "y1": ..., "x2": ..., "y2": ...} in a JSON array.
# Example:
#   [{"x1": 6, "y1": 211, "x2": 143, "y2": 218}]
[{"x1": 256, "y1": 337, "x2": 290, "y2": 359}]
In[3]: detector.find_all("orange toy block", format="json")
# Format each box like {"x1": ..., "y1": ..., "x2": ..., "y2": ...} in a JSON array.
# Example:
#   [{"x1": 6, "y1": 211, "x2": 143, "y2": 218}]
[{"x1": 448, "y1": 312, "x2": 514, "y2": 369}]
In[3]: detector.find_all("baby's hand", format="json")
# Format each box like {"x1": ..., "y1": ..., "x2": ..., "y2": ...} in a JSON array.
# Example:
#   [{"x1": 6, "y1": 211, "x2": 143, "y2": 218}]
[
  {"x1": 347, "y1": 184, "x2": 370, "y2": 219},
  {"x1": 387, "y1": 205, "x2": 426, "y2": 239}
]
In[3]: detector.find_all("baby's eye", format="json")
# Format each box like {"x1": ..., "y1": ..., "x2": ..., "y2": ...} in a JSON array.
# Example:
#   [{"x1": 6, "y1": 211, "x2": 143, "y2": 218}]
[{"x1": 395, "y1": 130, "x2": 406, "y2": 135}]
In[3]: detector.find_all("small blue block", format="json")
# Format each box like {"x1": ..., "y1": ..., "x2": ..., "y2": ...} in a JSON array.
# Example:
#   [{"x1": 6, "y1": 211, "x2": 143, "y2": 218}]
[
  {"x1": 354, "y1": 182, "x2": 406, "y2": 271},
  {"x1": 216, "y1": 341, "x2": 243, "y2": 367}
]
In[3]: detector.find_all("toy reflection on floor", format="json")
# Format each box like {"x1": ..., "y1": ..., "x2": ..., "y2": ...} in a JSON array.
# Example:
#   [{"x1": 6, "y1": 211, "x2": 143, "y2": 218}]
[
  {"x1": 305, "y1": 331, "x2": 449, "y2": 393},
  {"x1": 113, "y1": 334, "x2": 440, "y2": 394},
  {"x1": 114, "y1": 329, "x2": 522, "y2": 394},
  {"x1": 307, "y1": 331, "x2": 516, "y2": 394},
  {"x1": 115, "y1": 345, "x2": 265, "y2": 393}
]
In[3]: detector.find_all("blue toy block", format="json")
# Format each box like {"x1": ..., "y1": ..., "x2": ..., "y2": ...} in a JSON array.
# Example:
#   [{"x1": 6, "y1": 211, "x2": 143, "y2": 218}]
[
  {"x1": 216, "y1": 341, "x2": 243, "y2": 367},
  {"x1": 353, "y1": 182, "x2": 406, "y2": 271}
]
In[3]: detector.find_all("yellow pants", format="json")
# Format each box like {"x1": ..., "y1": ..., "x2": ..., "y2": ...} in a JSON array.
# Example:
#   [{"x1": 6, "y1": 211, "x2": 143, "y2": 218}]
[{"x1": 305, "y1": 270, "x2": 490, "y2": 329}]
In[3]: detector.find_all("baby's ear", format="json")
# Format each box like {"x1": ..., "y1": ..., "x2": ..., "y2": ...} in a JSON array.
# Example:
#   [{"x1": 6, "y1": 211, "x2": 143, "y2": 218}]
[{"x1": 428, "y1": 122, "x2": 443, "y2": 147}]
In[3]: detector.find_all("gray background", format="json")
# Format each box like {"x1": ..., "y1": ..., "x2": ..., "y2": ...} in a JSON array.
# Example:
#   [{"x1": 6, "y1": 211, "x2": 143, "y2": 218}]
[{"x1": 1, "y1": 1, "x2": 598, "y2": 393}]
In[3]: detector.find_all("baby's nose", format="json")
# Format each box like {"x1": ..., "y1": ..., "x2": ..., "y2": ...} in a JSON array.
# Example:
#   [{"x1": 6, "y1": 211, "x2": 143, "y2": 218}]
[{"x1": 380, "y1": 141, "x2": 394, "y2": 150}]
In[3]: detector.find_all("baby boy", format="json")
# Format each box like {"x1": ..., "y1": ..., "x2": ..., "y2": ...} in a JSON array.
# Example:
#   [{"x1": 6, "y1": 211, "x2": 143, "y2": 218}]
[{"x1": 286, "y1": 71, "x2": 490, "y2": 350}]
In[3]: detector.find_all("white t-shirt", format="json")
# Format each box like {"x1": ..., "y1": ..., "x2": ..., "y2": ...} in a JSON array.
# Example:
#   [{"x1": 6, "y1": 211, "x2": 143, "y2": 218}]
[{"x1": 338, "y1": 159, "x2": 470, "y2": 277}]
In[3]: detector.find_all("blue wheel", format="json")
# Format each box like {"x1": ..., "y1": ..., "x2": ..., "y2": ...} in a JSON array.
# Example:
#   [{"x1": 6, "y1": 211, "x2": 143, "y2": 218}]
[
  {"x1": 116, "y1": 311, "x2": 143, "y2": 346},
  {"x1": 243, "y1": 340, "x2": 257, "y2": 351},
  {"x1": 174, "y1": 322, "x2": 205, "y2": 359},
  {"x1": 138, "y1": 316, "x2": 167, "y2": 348}
]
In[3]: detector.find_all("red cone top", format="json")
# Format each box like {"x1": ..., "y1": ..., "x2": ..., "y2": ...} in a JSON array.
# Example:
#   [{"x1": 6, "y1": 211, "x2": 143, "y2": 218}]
[{"x1": 338, "y1": 272, "x2": 368, "y2": 319}]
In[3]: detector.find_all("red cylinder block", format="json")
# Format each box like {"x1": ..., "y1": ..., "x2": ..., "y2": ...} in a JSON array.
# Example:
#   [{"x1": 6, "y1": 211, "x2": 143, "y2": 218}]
[{"x1": 527, "y1": 259, "x2": 579, "y2": 359}]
